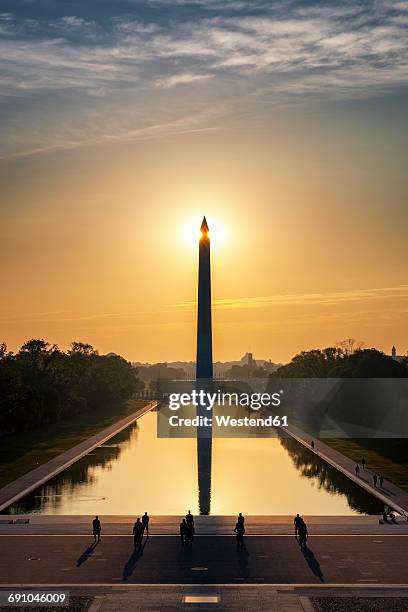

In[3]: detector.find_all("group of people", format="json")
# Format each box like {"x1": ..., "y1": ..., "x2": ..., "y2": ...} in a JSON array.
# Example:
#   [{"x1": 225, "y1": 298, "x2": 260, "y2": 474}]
[
  {"x1": 354, "y1": 458, "x2": 384, "y2": 489},
  {"x1": 133, "y1": 512, "x2": 150, "y2": 547},
  {"x1": 179, "y1": 511, "x2": 247, "y2": 549},
  {"x1": 294, "y1": 514, "x2": 309, "y2": 549},
  {"x1": 93, "y1": 511, "x2": 310, "y2": 552},
  {"x1": 179, "y1": 510, "x2": 195, "y2": 547},
  {"x1": 92, "y1": 513, "x2": 150, "y2": 547}
]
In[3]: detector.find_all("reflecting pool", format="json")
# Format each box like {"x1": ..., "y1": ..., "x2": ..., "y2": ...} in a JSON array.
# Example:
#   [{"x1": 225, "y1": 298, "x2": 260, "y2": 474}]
[{"x1": 3, "y1": 411, "x2": 383, "y2": 515}]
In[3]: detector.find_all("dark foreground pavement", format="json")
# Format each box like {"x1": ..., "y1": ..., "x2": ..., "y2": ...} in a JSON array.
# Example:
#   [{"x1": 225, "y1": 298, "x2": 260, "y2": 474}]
[{"x1": 0, "y1": 535, "x2": 408, "y2": 585}]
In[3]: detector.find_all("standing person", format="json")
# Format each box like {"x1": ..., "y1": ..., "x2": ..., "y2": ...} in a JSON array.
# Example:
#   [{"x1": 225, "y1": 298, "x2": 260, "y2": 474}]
[
  {"x1": 355, "y1": 464, "x2": 360, "y2": 477},
  {"x1": 298, "y1": 519, "x2": 308, "y2": 550},
  {"x1": 133, "y1": 518, "x2": 143, "y2": 548},
  {"x1": 237, "y1": 513, "x2": 245, "y2": 527},
  {"x1": 142, "y1": 512, "x2": 150, "y2": 538},
  {"x1": 294, "y1": 514, "x2": 302, "y2": 539},
  {"x1": 92, "y1": 516, "x2": 101, "y2": 543},
  {"x1": 186, "y1": 510, "x2": 194, "y2": 528},
  {"x1": 185, "y1": 521, "x2": 195, "y2": 549},
  {"x1": 179, "y1": 518, "x2": 187, "y2": 546},
  {"x1": 362, "y1": 457, "x2": 366, "y2": 470},
  {"x1": 234, "y1": 521, "x2": 245, "y2": 549},
  {"x1": 380, "y1": 475, "x2": 384, "y2": 488},
  {"x1": 373, "y1": 474, "x2": 378, "y2": 488}
]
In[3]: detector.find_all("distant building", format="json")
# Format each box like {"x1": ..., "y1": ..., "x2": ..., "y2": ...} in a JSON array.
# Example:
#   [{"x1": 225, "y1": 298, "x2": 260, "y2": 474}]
[
  {"x1": 241, "y1": 352, "x2": 256, "y2": 369},
  {"x1": 391, "y1": 345, "x2": 407, "y2": 362}
]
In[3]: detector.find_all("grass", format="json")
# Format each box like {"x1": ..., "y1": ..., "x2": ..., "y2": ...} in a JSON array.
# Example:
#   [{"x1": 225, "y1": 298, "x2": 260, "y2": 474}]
[
  {"x1": 323, "y1": 438, "x2": 408, "y2": 493},
  {"x1": 289, "y1": 416, "x2": 408, "y2": 494},
  {"x1": 0, "y1": 399, "x2": 149, "y2": 489}
]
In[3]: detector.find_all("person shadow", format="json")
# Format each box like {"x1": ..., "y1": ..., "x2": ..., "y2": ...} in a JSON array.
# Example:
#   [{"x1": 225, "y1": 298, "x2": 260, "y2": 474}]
[
  {"x1": 76, "y1": 541, "x2": 98, "y2": 567},
  {"x1": 237, "y1": 543, "x2": 251, "y2": 582},
  {"x1": 301, "y1": 546, "x2": 324, "y2": 582},
  {"x1": 122, "y1": 540, "x2": 147, "y2": 581}
]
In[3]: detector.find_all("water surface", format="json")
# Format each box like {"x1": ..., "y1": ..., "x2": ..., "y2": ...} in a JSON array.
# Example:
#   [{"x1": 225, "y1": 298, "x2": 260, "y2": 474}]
[{"x1": 3, "y1": 411, "x2": 383, "y2": 515}]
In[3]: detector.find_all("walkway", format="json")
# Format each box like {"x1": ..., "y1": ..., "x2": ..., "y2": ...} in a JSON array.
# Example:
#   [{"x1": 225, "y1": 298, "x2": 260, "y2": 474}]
[
  {"x1": 0, "y1": 401, "x2": 157, "y2": 512},
  {"x1": 87, "y1": 586, "x2": 315, "y2": 611},
  {"x1": 2, "y1": 515, "x2": 408, "y2": 536},
  {"x1": 282, "y1": 423, "x2": 408, "y2": 515},
  {"x1": 1, "y1": 534, "x2": 408, "y2": 585}
]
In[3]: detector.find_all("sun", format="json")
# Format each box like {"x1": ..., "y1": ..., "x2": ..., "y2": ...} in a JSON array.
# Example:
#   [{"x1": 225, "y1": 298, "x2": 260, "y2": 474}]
[{"x1": 181, "y1": 216, "x2": 226, "y2": 250}]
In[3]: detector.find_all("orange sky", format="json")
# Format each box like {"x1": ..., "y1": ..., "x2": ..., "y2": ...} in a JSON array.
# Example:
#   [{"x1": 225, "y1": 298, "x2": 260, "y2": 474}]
[{"x1": 1, "y1": 121, "x2": 407, "y2": 363}]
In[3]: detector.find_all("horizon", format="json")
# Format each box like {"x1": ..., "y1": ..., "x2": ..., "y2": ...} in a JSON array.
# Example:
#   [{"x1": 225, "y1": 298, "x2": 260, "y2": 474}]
[{"x1": 3, "y1": 336, "x2": 405, "y2": 366}]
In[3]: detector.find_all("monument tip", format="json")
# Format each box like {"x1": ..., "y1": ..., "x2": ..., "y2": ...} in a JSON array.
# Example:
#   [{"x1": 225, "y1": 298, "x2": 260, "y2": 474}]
[{"x1": 200, "y1": 216, "x2": 209, "y2": 234}]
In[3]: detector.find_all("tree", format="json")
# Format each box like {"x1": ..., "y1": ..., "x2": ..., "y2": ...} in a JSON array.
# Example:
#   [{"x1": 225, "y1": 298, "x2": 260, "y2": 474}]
[
  {"x1": 271, "y1": 345, "x2": 407, "y2": 378},
  {"x1": 0, "y1": 339, "x2": 142, "y2": 433},
  {"x1": 68, "y1": 342, "x2": 98, "y2": 356}
]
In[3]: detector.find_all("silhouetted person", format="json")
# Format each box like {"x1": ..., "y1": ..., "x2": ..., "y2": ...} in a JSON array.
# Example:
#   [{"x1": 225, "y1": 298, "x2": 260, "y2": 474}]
[
  {"x1": 133, "y1": 518, "x2": 143, "y2": 548},
  {"x1": 142, "y1": 512, "x2": 150, "y2": 537},
  {"x1": 180, "y1": 518, "x2": 187, "y2": 546},
  {"x1": 298, "y1": 519, "x2": 308, "y2": 550},
  {"x1": 362, "y1": 457, "x2": 366, "y2": 470},
  {"x1": 237, "y1": 513, "x2": 245, "y2": 527},
  {"x1": 355, "y1": 464, "x2": 360, "y2": 477},
  {"x1": 373, "y1": 474, "x2": 378, "y2": 488},
  {"x1": 185, "y1": 522, "x2": 195, "y2": 548},
  {"x1": 186, "y1": 510, "x2": 194, "y2": 527},
  {"x1": 92, "y1": 516, "x2": 101, "y2": 543},
  {"x1": 234, "y1": 521, "x2": 245, "y2": 549},
  {"x1": 294, "y1": 514, "x2": 302, "y2": 538},
  {"x1": 380, "y1": 475, "x2": 384, "y2": 488}
]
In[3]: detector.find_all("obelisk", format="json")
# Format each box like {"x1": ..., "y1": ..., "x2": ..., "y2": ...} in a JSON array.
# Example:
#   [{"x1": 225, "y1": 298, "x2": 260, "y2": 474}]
[
  {"x1": 196, "y1": 216, "x2": 213, "y2": 380},
  {"x1": 196, "y1": 216, "x2": 213, "y2": 514}
]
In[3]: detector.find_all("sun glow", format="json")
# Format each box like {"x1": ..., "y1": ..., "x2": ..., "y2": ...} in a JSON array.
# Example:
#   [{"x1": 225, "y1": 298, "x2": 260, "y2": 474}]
[{"x1": 182, "y1": 217, "x2": 226, "y2": 250}]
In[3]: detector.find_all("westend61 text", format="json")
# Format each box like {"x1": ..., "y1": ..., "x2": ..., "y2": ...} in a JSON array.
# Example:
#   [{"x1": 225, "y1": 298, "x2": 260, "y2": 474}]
[
  {"x1": 168, "y1": 415, "x2": 289, "y2": 427},
  {"x1": 168, "y1": 390, "x2": 282, "y2": 411}
]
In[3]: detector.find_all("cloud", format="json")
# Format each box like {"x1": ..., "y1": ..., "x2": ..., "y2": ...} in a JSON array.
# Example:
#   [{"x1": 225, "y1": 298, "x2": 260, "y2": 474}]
[
  {"x1": 0, "y1": 12, "x2": 15, "y2": 35},
  {"x1": 1, "y1": 0, "x2": 408, "y2": 158},
  {"x1": 170, "y1": 285, "x2": 408, "y2": 311},
  {"x1": 156, "y1": 72, "x2": 214, "y2": 88},
  {"x1": 0, "y1": 106, "x2": 223, "y2": 160},
  {"x1": 2, "y1": 1, "x2": 407, "y2": 95},
  {"x1": 56, "y1": 16, "x2": 90, "y2": 28}
]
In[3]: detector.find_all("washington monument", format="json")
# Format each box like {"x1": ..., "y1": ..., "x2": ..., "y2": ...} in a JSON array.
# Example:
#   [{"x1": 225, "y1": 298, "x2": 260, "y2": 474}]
[
  {"x1": 196, "y1": 216, "x2": 213, "y2": 514},
  {"x1": 196, "y1": 216, "x2": 213, "y2": 380}
]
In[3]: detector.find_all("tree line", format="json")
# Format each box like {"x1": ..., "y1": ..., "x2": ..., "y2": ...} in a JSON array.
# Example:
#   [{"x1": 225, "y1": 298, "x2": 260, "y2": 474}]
[
  {"x1": 270, "y1": 342, "x2": 407, "y2": 378},
  {"x1": 0, "y1": 339, "x2": 143, "y2": 434}
]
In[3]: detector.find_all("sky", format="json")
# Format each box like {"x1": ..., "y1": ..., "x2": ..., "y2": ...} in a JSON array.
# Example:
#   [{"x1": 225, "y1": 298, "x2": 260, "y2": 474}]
[{"x1": 0, "y1": 0, "x2": 407, "y2": 363}]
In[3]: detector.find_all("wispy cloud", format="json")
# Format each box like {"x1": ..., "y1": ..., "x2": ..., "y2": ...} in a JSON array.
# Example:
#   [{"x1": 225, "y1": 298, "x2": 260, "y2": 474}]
[
  {"x1": 2, "y1": 1, "x2": 408, "y2": 96},
  {"x1": 170, "y1": 285, "x2": 408, "y2": 311},
  {"x1": 1, "y1": 0, "x2": 408, "y2": 158},
  {"x1": 0, "y1": 107, "x2": 223, "y2": 160},
  {"x1": 156, "y1": 72, "x2": 214, "y2": 88}
]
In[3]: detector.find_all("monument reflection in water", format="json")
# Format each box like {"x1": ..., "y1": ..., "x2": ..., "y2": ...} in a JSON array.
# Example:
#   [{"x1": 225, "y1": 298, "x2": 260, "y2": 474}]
[{"x1": 195, "y1": 216, "x2": 213, "y2": 515}]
